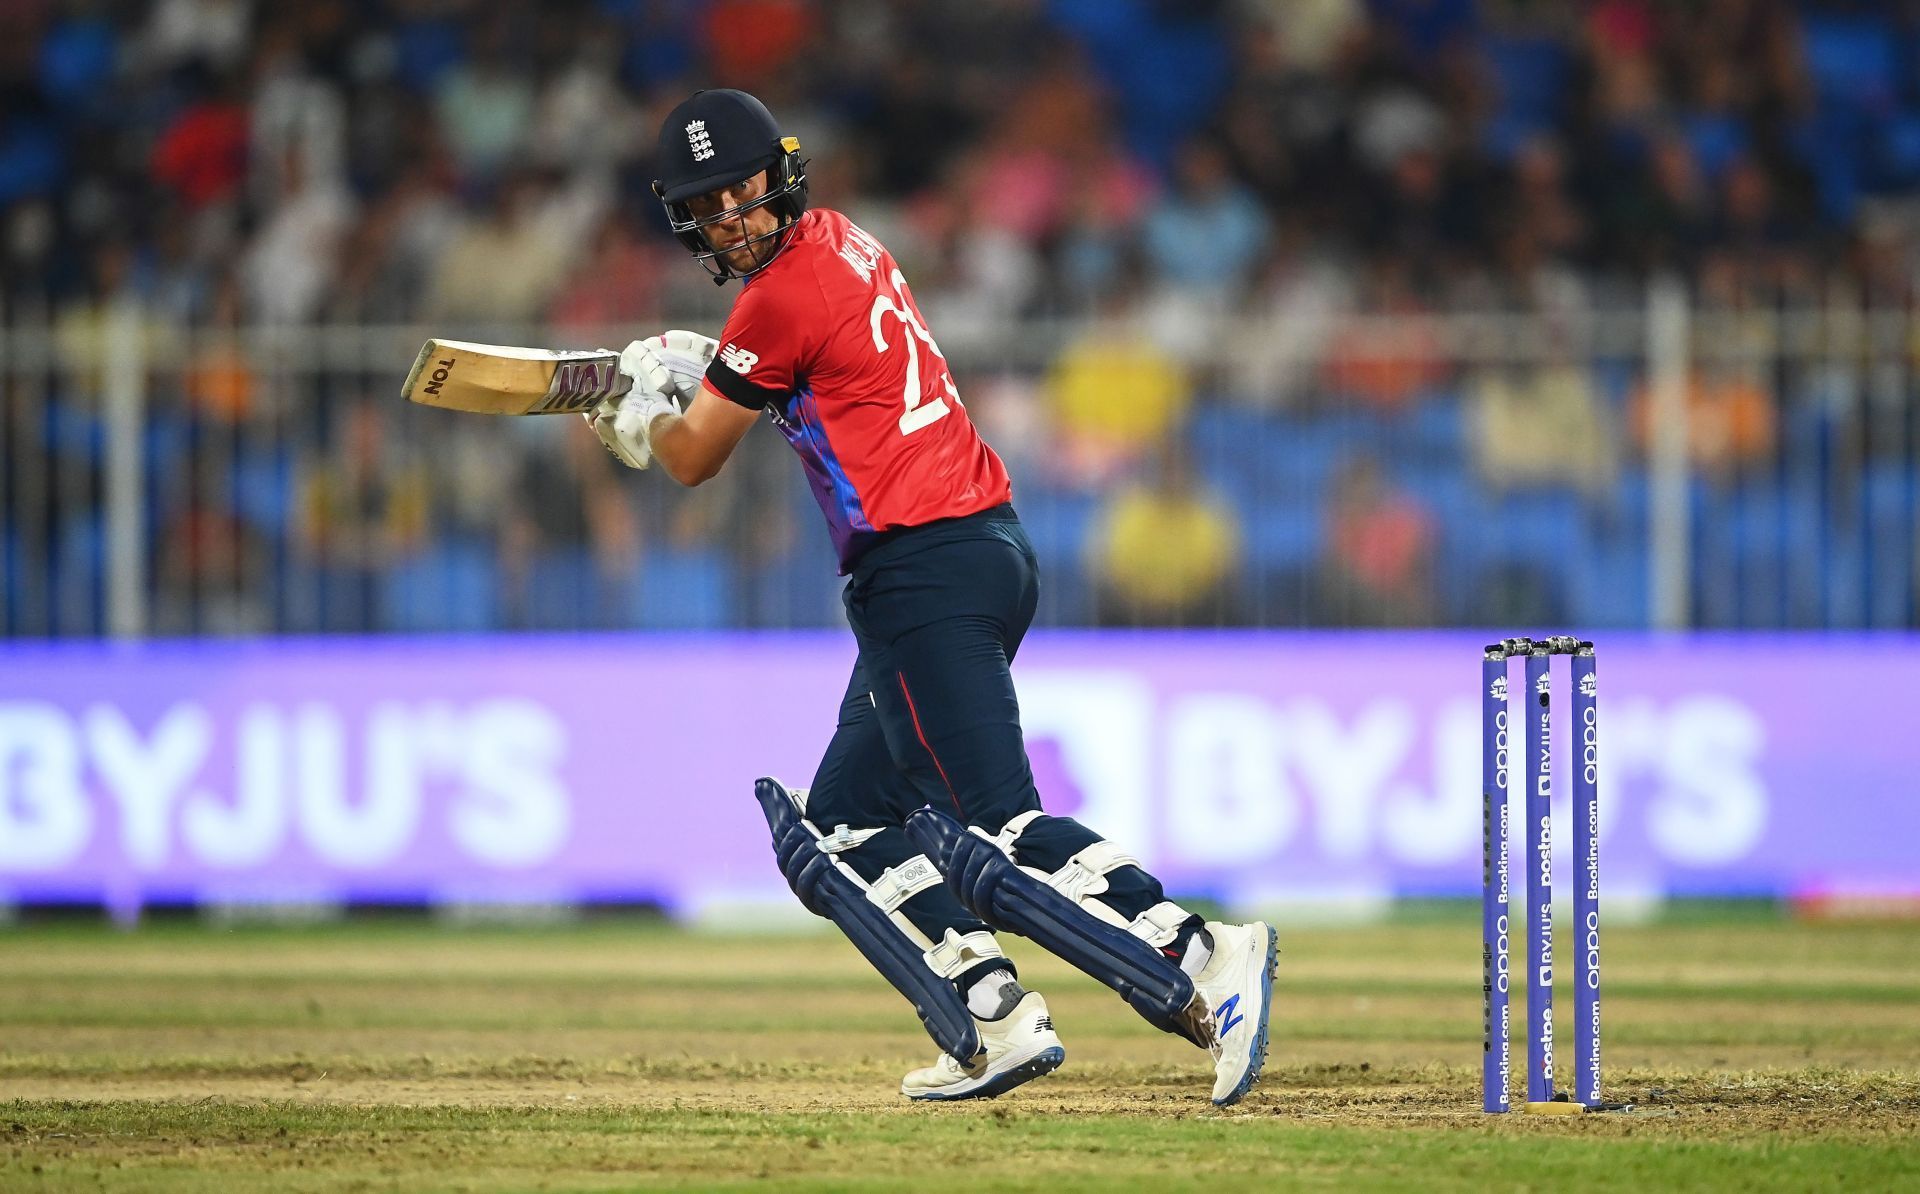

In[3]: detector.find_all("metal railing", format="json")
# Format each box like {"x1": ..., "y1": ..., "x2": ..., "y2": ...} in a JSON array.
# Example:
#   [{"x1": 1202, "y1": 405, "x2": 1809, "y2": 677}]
[{"x1": 3, "y1": 289, "x2": 1916, "y2": 636}]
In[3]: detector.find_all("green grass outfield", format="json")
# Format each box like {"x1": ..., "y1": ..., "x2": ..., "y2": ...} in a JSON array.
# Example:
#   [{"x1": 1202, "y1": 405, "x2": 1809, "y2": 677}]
[{"x1": 3, "y1": 913, "x2": 1917, "y2": 1192}]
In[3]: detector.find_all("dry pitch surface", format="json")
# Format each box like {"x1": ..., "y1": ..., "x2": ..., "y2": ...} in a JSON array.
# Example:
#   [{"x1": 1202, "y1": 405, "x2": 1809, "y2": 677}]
[{"x1": 3, "y1": 915, "x2": 1917, "y2": 1191}]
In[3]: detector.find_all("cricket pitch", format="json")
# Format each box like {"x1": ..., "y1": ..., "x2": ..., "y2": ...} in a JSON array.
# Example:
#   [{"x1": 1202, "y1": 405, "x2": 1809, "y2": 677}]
[{"x1": 4, "y1": 915, "x2": 1917, "y2": 1191}]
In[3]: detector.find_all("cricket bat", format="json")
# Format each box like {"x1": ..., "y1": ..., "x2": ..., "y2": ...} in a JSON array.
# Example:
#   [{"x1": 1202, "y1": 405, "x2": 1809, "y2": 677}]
[{"x1": 402, "y1": 338, "x2": 631, "y2": 415}]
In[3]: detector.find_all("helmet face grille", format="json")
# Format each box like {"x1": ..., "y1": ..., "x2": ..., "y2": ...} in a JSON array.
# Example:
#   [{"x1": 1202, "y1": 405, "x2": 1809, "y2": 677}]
[
  {"x1": 651, "y1": 89, "x2": 809, "y2": 281},
  {"x1": 659, "y1": 150, "x2": 810, "y2": 283}
]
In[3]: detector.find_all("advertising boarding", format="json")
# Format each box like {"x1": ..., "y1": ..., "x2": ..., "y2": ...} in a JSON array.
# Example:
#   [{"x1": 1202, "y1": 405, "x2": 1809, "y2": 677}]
[{"x1": 1, "y1": 634, "x2": 1912, "y2": 913}]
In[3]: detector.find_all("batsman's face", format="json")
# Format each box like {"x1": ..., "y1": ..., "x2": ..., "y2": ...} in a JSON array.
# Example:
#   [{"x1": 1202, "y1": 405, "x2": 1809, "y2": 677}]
[{"x1": 687, "y1": 171, "x2": 780, "y2": 272}]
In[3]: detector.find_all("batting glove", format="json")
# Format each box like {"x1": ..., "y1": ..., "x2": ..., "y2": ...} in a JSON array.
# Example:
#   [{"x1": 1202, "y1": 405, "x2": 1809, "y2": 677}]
[
  {"x1": 585, "y1": 340, "x2": 682, "y2": 469},
  {"x1": 645, "y1": 329, "x2": 719, "y2": 405}
]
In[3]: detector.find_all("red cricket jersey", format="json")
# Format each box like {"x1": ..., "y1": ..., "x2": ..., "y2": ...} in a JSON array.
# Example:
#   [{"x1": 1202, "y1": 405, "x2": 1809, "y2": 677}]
[{"x1": 702, "y1": 208, "x2": 1013, "y2": 571}]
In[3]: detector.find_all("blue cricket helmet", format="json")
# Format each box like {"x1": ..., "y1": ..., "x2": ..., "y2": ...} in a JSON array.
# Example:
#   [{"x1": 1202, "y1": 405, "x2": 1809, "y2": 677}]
[{"x1": 652, "y1": 89, "x2": 809, "y2": 283}]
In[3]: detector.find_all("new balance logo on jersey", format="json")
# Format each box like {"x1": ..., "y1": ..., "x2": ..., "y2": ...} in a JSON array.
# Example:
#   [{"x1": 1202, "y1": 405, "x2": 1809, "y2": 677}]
[
  {"x1": 686, "y1": 120, "x2": 714, "y2": 162},
  {"x1": 1215, "y1": 994, "x2": 1244, "y2": 1036},
  {"x1": 719, "y1": 343, "x2": 759, "y2": 374}
]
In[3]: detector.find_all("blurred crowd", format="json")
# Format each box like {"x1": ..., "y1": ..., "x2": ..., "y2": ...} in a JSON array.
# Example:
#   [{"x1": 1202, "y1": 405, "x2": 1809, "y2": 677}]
[{"x1": 5, "y1": 0, "x2": 1920, "y2": 634}]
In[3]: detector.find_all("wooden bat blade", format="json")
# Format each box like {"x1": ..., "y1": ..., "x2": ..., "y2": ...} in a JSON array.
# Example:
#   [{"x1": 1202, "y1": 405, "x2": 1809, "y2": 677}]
[{"x1": 402, "y1": 338, "x2": 631, "y2": 415}]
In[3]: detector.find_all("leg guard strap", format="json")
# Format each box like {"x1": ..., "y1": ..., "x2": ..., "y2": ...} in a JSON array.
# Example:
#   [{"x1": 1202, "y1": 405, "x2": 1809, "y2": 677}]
[
  {"x1": 866, "y1": 855, "x2": 946, "y2": 914},
  {"x1": 1047, "y1": 840, "x2": 1139, "y2": 909},
  {"x1": 755, "y1": 779, "x2": 984, "y2": 1064},
  {"x1": 906, "y1": 806, "x2": 1205, "y2": 1046},
  {"x1": 924, "y1": 928, "x2": 1002, "y2": 978},
  {"x1": 1129, "y1": 900, "x2": 1193, "y2": 949},
  {"x1": 996, "y1": 813, "x2": 1181, "y2": 938}
]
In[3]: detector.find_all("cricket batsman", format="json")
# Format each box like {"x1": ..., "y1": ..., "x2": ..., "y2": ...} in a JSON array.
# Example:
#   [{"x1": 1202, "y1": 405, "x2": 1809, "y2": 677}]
[{"x1": 585, "y1": 89, "x2": 1277, "y2": 1105}]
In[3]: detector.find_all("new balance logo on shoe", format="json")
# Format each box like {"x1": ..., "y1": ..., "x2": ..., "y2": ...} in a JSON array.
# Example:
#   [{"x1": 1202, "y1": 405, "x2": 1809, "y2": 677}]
[
  {"x1": 1035, "y1": 1017, "x2": 1053, "y2": 1032},
  {"x1": 1215, "y1": 994, "x2": 1244, "y2": 1037}
]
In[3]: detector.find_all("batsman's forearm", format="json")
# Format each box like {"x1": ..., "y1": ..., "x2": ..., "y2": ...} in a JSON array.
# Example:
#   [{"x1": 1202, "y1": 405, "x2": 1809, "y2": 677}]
[{"x1": 648, "y1": 412, "x2": 727, "y2": 486}]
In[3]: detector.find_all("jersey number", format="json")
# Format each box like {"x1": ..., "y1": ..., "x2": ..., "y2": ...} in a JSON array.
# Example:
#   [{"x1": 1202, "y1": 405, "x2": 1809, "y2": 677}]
[{"x1": 870, "y1": 268, "x2": 954, "y2": 436}]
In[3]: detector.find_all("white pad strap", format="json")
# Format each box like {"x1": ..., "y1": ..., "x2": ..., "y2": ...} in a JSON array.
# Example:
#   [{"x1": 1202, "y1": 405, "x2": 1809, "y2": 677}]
[
  {"x1": 799, "y1": 812, "x2": 934, "y2": 951},
  {"x1": 923, "y1": 928, "x2": 1006, "y2": 979},
  {"x1": 1127, "y1": 900, "x2": 1191, "y2": 949},
  {"x1": 977, "y1": 818, "x2": 1144, "y2": 929},
  {"x1": 1047, "y1": 840, "x2": 1140, "y2": 905},
  {"x1": 986, "y1": 809, "x2": 1047, "y2": 860},
  {"x1": 816, "y1": 823, "x2": 885, "y2": 854},
  {"x1": 865, "y1": 855, "x2": 944, "y2": 915}
]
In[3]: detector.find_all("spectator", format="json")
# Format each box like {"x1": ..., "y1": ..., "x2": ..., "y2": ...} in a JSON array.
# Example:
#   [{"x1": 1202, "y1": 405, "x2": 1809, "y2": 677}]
[
  {"x1": 856, "y1": 56, "x2": 977, "y2": 199},
  {"x1": 1470, "y1": 358, "x2": 1618, "y2": 498},
  {"x1": 153, "y1": 450, "x2": 271, "y2": 636},
  {"x1": 425, "y1": 169, "x2": 605, "y2": 323},
  {"x1": 1228, "y1": 234, "x2": 1352, "y2": 409},
  {"x1": 911, "y1": 175, "x2": 1044, "y2": 342},
  {"x1": 1714, "y1": 155, "x2": 1803, "y2": 287},
  {"x1": 701, "y1": 0, "x2": 818, "y2": 86},
  {"x1": 296, "y1": 400, "x2": 430, "y2": 633},
  {"x1": 529, "y1": 27, "x2": 637, "y2": 173},
  {"x1": 53, "y1": 242, "x2": 160, "y2": 395},
  {"x1": 148, "y1": 210, "x2": 213, "y2": 322},
  {"x1": 1239, "y1": 0, "x2": 1367, "y2": 72},
  {"x1": 149, "y1": 64, "x2": 250, "y2": 211},
  {"x1": 329, "y1": 163, "x2": 463, "y2": 322},
  {"x1": 432, "y1": 17, "x2": 534, "y2": 181},
  {"x1": 498, "y1": 426, "x2": 640, "y2": 630},
  {"x1": 1361, "y1": 141, "x2": 1477, "y2": 279},
  {"x1": 1506, "y1": 135, "x2": 1586, "y2": 266},
  {"x1": 547, "y1": 209, "x2": 671, "y2": 333},
  {"x1": 182, "y1": 272, "x2": 256, "y2": 422},
  {"x1": 1352, "y1": 84, "x2": 1447, "y2": 178},
  {"x1": 249, "y1": 17, "x2": 349, "y2": 205},
  {"x1": 1215, "y1": 14, "x2": 1350, "y2": 216},
  {"x1": 1043, "y1": 288, "x2": 1191, "y2": 487},
  {"x1": 1320, "y1": 257, "x2": 1449, "y2": 413},
  {"x1": 682, "y1": 424, "x2": 811, "y2": 628},
  {"x1": 1140, "y1": 137, "x2": 1269, "y2": 297},
  {"x1": 1608, "y1": 134, "x2": 1714, "y2": 275},
  {"x1": 1086, "y1": 439, "x2": 1244, "y2": 627},
  {"x1": 242, "y1": 147, "x2": 356, "y2": 324},
  {"x1": 1050, "y1": 134, "x2": 1159, "y2": 311},
  {"x1": 1629, "y1": 365, "x2": 1778, "y2": 481},
  {"x1": 139, "y1": 0, "x2": 252, "y2": 71},
  {"x1": 1316, "y1": 456, "x2": 1436, "y2": 626},
  {"x1": 954, "y1": 50, "x2": 1114, "y2": 249}
]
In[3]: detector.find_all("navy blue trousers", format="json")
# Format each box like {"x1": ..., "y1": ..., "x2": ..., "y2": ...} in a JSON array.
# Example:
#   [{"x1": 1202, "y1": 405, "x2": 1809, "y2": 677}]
[{"x1": 804, "y1": 506, "x2": 1172, "y2": 968}]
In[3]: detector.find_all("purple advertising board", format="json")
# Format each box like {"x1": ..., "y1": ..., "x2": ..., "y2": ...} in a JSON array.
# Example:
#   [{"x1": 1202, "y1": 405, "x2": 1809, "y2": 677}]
[{"x1": 1, "y1": 633, "x2": 1915, "y2": 913}]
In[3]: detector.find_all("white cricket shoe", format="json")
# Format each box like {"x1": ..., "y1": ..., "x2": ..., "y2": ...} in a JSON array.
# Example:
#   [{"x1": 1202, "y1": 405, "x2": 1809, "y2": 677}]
[
  {"x1": 901, "y1": 989, "x2": 1065, "y2": 1101},
  {"x1": 1191, "y1": 920, "x2": 1279, "y2": 1106}
]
